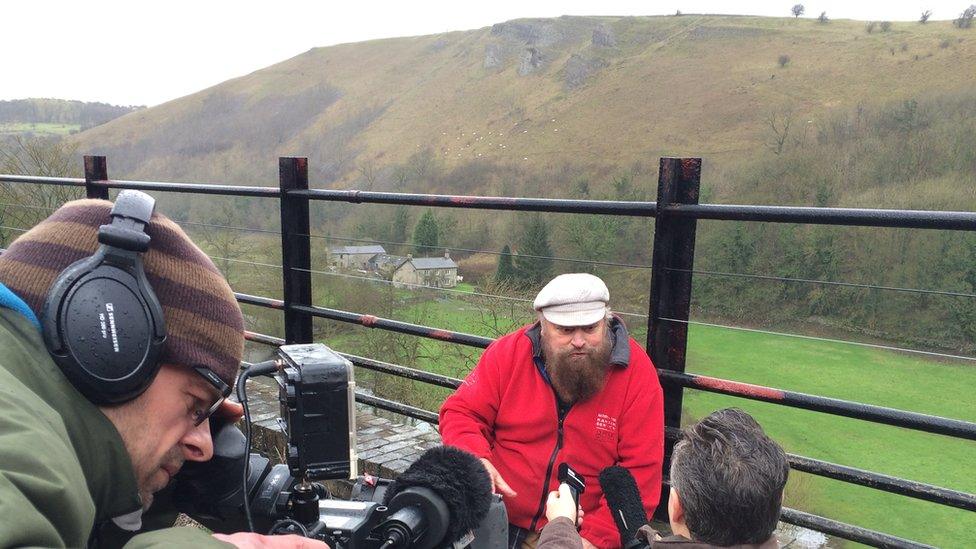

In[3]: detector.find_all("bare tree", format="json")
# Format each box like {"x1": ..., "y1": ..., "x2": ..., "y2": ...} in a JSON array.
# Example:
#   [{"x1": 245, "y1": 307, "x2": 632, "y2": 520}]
[
  {"x1": 791, "y1": 4, "x2": 805, "y2": 18},
  {"x1": 193, "y1": 198, "x2": 253, "y2": 286},
  {"x1": 818, "y1": 11, "x2": 829, "y2": 24},
  {"x1": 0, "y1": 136, "x2": 84, "y2": 242},
  {"x1": 920, "y1": 10, "x2": 933, "y2": 23},
  {"x1": 357, "y1": 160, "x2": 378, "y2": 189},
  {"x1": 955, "y1": 5, "x2": 976, "y2": 28},
  {"x1": 764, "y1": 110, "x2": 794, "y2": 155}
]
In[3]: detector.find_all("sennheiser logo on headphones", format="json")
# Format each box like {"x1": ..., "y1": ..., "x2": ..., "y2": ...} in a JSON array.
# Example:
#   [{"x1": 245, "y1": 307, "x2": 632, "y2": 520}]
[{"x1": 98, "y1": 303, "x2": 121, "y2": 353}]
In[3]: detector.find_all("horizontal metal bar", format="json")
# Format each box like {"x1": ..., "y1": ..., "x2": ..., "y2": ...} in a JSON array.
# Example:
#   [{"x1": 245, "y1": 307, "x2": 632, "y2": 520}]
[
  {"x1": 665, "y1": 203, "x2": 976, "y2": 231},
  {"x1": 291, "y1": 189, "x2": 657, "y2": 216},
  {"x1": 0, "y1": 174, "x2": 85, "y2": 187},
  {"x1": 93, "y1": 179, "x2": 280, "y2": 198},
  {"x1": 664, "y1": 427, "x2": 976, "y2": 512},
  {"x1": 236, "y1": 292, "x2": 284, "y2": 309},
  {"x1": 354, "y1": 392, "x2": 438, "y2": 424},
  {"x1": 341, "y1": 352, "x2": 462, "y2": 390},
  {"x1": 780, "y1": 507, "x2": 935, "y2": 548},
  {"x1": 788, "y1": 454, "x2": 976, "y2": 512},
  {"x1": 290, "y1": 303, "x2": 493, "y2": 349},
  {"x1": 244, "y1": 330, "x2": 285, "y2": 347},
  {"x1": 657, "y1": 370, "x2": 976, "y2": 440}
]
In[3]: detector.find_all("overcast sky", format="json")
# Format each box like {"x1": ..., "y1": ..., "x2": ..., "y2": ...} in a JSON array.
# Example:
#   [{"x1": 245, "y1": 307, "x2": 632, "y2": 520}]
[{"x1": 2, "y1": 0, "x2": 967, "y2": 106}]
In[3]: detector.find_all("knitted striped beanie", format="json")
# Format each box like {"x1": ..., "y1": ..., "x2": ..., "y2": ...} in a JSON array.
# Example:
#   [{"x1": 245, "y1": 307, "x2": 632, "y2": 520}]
[{"x1": 0, "y1": 198, "x2": 244, "y2": 386}]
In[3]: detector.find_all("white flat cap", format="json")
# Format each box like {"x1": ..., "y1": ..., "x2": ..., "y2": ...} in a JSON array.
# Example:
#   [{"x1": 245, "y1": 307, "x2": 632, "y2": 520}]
[{"x1": 533, "y1": 273, "x2": 610, "y2": 327}]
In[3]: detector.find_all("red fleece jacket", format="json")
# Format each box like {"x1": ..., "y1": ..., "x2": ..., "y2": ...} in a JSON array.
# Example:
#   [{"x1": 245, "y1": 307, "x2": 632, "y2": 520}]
[{"x1": 439, "y1": 322, "x2": 664, "y2": 549}]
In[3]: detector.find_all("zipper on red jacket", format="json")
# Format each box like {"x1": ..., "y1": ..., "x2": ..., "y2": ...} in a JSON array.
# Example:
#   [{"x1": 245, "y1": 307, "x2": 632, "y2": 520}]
[{"x1": 528, "y1": 400, "x2": 570, "y2": 532}]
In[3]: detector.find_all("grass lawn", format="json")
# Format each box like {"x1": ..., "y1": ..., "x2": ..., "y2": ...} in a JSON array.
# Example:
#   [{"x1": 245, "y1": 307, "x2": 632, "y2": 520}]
[
  {"x1": 312, "y1": 288, "x2": 974, "y2": 548},
  {"x1": 0, "y1": 122, "x2": 80, "y2": 135},
  {"x1": 682, "y1": 324, "x2": 976, "y2": 548}
]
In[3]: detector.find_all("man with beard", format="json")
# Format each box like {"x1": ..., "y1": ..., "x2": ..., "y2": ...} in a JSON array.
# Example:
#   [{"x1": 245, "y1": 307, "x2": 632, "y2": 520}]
[
  {"x1": 440, "y1": 273, "x2": 664, "y2": 549},
  {"x1": 0, "y1": 195, "x2": 325, "y2": 548}
]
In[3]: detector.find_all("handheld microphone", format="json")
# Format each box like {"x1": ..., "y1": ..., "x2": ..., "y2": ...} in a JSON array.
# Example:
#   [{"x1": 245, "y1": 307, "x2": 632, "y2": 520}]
[
  {"x1": 557, "y1": 463, "x2": 585, "y2": 526},
  {"x1": 598, "y1": 466, "x2": 648, "y2": 549},
  {"x1": 380, "y1": 445, "x2": 494, "y2": 549}
]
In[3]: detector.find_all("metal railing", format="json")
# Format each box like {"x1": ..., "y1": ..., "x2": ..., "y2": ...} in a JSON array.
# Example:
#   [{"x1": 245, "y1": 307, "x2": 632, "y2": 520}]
[{"x1": 2, "y1": 155, "x2": 975, "y2": 548}]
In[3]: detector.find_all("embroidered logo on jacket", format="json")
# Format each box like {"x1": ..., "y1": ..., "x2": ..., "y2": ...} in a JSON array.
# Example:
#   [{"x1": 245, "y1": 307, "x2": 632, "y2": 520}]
[{"x1": 595, "y1": 413, "x2": 618, "y2": 441}]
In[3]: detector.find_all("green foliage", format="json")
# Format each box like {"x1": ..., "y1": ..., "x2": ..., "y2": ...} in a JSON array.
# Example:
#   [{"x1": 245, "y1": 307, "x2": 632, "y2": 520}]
[
  {"x1": 0, "y1": 98, "x2": 140, "y2": 130},
  {"x1": 391, "y1": 207, "x2": 411, "y2": 255},
  {"x1": 495, "y1": 244, "x2": 517, "y2": 282},
  {"x1": 412, "y1": 209, "x2": 440, "y2": 255},
  {"x1": 515, "y1": 215, "x2": 554, "y2": 287},
  {"x1": 948, "y1": 234, "x2": 976, "y2": 344}
]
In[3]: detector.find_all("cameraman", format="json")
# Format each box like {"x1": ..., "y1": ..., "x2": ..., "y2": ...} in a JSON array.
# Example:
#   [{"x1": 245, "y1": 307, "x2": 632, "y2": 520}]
[
  {"x1": 537, "y1": 409, "x2": 787, "y2": 549},
  {"x1": 0, "y1": 197, "x2": 327, "y2": 548}
]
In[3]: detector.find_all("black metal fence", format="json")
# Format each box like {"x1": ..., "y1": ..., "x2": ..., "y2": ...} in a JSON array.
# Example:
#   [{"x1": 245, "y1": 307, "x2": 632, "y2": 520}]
[{"x1": 2, "y1": 155, "x2": 975, "y2": 548}]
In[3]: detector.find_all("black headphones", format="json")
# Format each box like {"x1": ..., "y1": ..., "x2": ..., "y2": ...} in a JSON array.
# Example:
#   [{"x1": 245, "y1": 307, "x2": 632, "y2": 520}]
[{"x1": 41, "y1": 190, "x2": 167, "y2": 405}]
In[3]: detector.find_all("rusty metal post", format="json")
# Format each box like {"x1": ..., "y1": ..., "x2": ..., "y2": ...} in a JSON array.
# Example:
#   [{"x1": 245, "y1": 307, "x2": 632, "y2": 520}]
[
  {"x1": 279, "y1": 157, "x2": 313, "y2": 344},
  {"x1": 83, "y1": 155, "x2": 109, "y2": 200},
  {"x1": 647, "y1": 157, "x2": 701, "y2": 520}
]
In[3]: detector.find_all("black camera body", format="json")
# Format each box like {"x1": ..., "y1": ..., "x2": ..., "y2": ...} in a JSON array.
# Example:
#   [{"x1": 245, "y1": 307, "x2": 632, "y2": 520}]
[
  {"x1": 277, "y1": 343, "x2": 357, "y2": 481},
  {"x1": 174, "y1": 344, "x2": 506, "y2": 549}
]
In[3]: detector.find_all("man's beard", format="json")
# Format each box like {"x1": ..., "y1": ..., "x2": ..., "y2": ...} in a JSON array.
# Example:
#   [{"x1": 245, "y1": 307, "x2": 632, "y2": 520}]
[{"x1": 544, "y1": 333, "x2": 613, "y2": 405}]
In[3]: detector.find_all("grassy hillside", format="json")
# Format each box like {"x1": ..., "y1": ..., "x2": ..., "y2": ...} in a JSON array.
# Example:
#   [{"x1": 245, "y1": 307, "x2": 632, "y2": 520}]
[{"x1": 70, "y1": 15, "x2": 976, "y2": 190}]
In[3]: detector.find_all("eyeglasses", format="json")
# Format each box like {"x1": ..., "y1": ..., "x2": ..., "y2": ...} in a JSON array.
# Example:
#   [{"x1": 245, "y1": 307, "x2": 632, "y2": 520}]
[{"x1": 191, "y1": 366, "x2": 232, "y2": 426}]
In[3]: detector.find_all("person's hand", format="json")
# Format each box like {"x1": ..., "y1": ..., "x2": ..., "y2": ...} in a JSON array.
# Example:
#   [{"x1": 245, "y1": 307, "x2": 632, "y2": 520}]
[
  {"x1": 216, "y1": 399, "x2": 245, "y2": 423},
  {"x1": 545, "y1": 483, "x2": 584, "y2": 525},
  {"x1": 480, "y1": 458, "x2": 517, "y2": 498},
  {"x1": 213, "y1": 532, "x2": 329, "y2": 548},
  {"x1": 580, "y1": 537, "x2": 598, "y2": 549}
]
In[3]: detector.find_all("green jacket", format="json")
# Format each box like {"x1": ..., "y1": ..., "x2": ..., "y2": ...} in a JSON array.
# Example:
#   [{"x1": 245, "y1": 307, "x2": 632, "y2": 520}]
[{"x1": 0, "y1": 306, "x2": 230, "y2": 548}]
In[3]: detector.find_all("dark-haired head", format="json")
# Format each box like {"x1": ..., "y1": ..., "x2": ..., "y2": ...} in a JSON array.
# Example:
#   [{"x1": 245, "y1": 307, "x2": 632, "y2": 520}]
[{"x1": 669, "y1": 408, "x2": 789, "y2": 546}]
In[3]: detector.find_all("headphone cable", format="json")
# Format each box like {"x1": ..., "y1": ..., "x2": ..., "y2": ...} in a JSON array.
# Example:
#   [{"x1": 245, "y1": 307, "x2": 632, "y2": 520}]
[{"x1": 236, "y1": 359, "x2": 279, "y2": 532}]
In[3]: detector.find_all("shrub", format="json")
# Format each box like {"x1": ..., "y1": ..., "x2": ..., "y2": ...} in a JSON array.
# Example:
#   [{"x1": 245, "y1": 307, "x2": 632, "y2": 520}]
[
  {"x1": 954, "y1": 5, "x2": 976, "y2": 28},
  {"x1": 880, "y1": 21, "x2": 892, "y2": 32},
  {"x1": 778, "y1": 54, "x2": 791, "y2": 68},
  {"x1": 866, "y1": 21, "x2": 878, "y2": 33}
]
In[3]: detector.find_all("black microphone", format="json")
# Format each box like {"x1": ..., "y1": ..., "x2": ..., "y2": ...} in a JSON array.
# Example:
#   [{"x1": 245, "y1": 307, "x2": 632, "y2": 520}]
[
  {"x1": 598, "y1": 466, "x2": 649, "y2": 549},
  {"x1": 380, "y1": 445, "x2": 494, "y2": 549}
]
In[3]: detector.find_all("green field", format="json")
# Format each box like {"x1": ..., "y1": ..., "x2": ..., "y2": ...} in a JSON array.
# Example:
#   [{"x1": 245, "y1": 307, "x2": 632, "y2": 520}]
[
  {"x1": 0, "y1": 122, "x2": 80, "y2": 135},
  {"x1": 304, "y1": 283, "x2": 975, "y2": 548},
  {"x1": 683, "y1": 325, "x2": 976, "y2": 548}
]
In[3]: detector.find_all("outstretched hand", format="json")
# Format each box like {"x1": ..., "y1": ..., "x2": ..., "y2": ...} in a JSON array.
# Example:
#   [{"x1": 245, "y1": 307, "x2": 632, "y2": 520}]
[
  {"x1": 545, "y1": 483, "x2": 584, "y2": 526},
  {"x1": 480, "y1": 458, "x2": 517, "y2": 498}
]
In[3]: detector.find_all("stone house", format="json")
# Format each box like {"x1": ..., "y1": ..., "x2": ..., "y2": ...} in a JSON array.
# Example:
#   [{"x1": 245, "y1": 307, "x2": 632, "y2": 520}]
[
  {"x1": 330, "y1": 245, "x2": 386, "y2": 270},
  {"x1": 392, "y1": 252, "x2": 459, "y2": 288}
]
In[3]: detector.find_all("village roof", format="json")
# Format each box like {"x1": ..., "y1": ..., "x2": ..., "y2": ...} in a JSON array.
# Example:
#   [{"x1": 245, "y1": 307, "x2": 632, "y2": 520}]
[
  {"x1": 374, "y1": 254, "x2": 408, "y2": 268},
  {"x1": 330, "y1": 245, "x2": 386, "y2": 255},
  {"x1": 407, "y1": 256, "x2": 458, "y2": 270}
]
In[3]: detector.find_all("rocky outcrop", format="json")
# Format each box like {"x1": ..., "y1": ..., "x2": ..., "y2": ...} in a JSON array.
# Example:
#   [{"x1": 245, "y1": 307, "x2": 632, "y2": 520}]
[
  {"x1": 484, "y1": 43, "x2": 504, "y2": 69},
  {"x1": 592, "y1": 27, "x2": 616, "y2": 47},
  {"x1": 563, "y1": 54, "x2": 608, "y2": 89},
  {"x1": 518, "y1": 48, "x2": 545, "y2": 76}
]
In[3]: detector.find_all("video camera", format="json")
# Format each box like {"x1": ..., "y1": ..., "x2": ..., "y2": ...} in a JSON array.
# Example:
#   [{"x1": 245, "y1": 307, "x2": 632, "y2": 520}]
[{"x1": 172, "y1": 344, "x2": 507, "y2": 549}]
